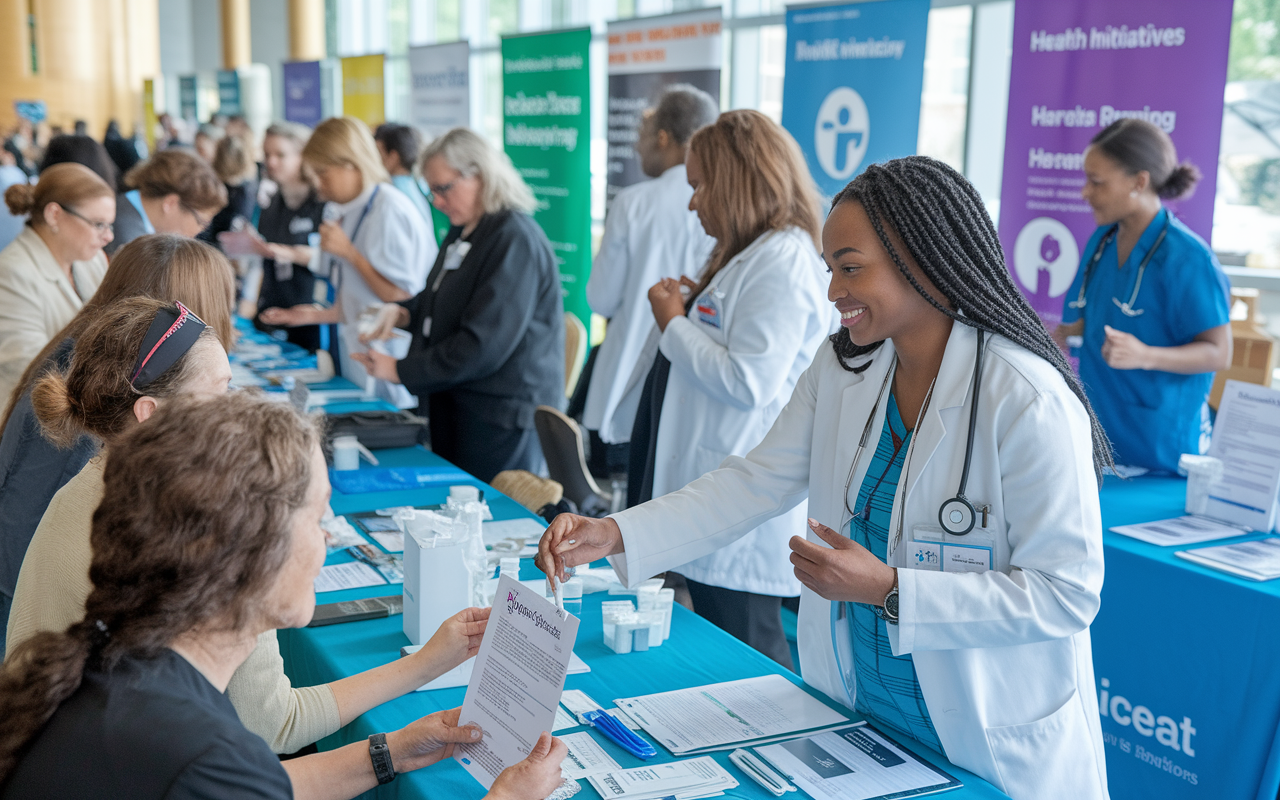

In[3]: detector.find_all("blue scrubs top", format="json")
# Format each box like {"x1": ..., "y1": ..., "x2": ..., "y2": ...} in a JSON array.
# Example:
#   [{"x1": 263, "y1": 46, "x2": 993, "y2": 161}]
[{"x1": 1062, "y1": 208, "x2": 1230, "y2": 473}]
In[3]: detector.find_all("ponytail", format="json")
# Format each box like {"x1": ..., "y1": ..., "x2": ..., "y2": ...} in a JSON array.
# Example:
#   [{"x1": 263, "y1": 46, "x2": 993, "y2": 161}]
[
  {"x1": 1158, "y1": 162, "x2": 1200, "y2": 200},
  {"x1": 3, "y1": 183, "x2": 34, "y2": 216},
  {"x1": 29, "y1": 370, "x2": 81, "y2": 448},
  {"x1": 0, "y1": 627, "x2": 95, "y2": 781}
]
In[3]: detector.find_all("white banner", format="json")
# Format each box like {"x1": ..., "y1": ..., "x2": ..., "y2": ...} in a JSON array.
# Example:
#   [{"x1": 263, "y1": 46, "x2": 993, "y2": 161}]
[
  {"x1": 607, "y1": 8, "x2": 722, "y2": 75},
  {"x1": 409, "y1": 41, "x2": 471, "y2": 139}
]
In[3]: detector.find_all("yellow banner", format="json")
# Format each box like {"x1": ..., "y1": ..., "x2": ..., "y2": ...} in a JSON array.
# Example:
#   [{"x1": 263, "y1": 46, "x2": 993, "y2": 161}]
[
  {"x1": 341, "y1": 54, "x2": 386, "y2": 127},
  {"x1": 142, "y1": 78, "x2": 158, "y2": 152}
]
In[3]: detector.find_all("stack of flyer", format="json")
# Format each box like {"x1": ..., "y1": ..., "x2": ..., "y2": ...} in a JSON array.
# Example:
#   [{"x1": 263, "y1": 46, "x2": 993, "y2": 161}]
[
  {"x1": 1175, "y1": 538, "x2": 1280, "y2": 581},
  {"x1": 587, "y1": 757, "x2": 738, "y2": 800}
]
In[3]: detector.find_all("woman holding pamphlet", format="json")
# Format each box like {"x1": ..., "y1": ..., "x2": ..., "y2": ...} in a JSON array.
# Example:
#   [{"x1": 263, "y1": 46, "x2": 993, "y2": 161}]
[
  {"x1": 1055, "y1": 119, "x2": 1232, "y2": 474},
  {"x1": 541, "y1": 156, "x2": 1110, "y2": 800},
  {"x1": 0, "y1": 392, "x2": 566, "y2": 799}
]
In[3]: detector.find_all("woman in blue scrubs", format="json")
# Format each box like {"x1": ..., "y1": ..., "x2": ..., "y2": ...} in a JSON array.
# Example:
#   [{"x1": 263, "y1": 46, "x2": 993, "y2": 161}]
[{"x1": 1057, "y1": 119, "x2": 1232, "y2": 473}]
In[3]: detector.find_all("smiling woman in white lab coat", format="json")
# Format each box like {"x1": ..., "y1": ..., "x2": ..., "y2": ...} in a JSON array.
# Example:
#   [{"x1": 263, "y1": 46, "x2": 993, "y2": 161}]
[{"x1": 540, "y1": 156, "x2": 1112, "y2": 800}]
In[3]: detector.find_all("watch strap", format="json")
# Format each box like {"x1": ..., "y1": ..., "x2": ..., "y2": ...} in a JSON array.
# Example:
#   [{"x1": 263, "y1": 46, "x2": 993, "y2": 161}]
[{"x1": 369, "y1": 732, "x2": 396, "y2": 784}]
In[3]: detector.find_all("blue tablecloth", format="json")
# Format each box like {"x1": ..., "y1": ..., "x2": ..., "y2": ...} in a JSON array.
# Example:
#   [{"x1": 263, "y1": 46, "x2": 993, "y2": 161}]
[
  {"x1": 280, "y1": 446, "x2": 1007, "y2": 800},
  {"x1": 1093, "y1": 475, "x2": 1280, "y2": 800}
]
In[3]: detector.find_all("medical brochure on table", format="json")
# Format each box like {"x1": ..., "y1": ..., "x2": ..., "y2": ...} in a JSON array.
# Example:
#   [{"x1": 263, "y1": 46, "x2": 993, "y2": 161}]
[
  {"x1": 1205, "y1": 381, "x2": 1280, "y2": 532},
  {"x1": 586, "y1": 757, "x2": 739, "y2": 800},
  {"x1": 1175, "y1": 537, "x2": 1280, "y2": 581},
  {"x1": 1109, "y1": 515, "x2": 1250, "y2": 546},
  {"x1": 453, "y1": 574, "x2": 580, "y2": 789},
  {"x1": 755, "y1": 724, "x2": 961, "y2": 800},
  {"x1": 614, "y1": 674, "x2": 851, "y2": 755}
]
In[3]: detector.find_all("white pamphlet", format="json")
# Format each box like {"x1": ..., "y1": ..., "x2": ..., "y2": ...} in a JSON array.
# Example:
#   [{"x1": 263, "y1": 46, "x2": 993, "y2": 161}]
[
  {"x1": 586, "y1": 756, "x2": 738, "y2": 800},
  {"x1": 554, "y1": 705, "x2": 578, "y2": 732},
  {"x1": 1206, "y1": 381, "x2": 1280, "y2": 532},
  {"x1": 756, "y1": 725, "x2": 961, "y2": 800},
  {"x1": 313, "y1": 561, "x2": 385, "y2": 593},
  {"x1": 1110, "y1": 515, "x2": 1250, "y2": 546},
  {"x1": 1174, "y1": 538, "x2": 1280, "y2": 581},
  {"x1": 454, "y1": 574, "x2": 580, "y2": 788},
  {"x1": 615, "y1": 674, "x2": 851, "y2": 755},
  {"x1": 559, "y1": 732, "x2": 622, "y2": 778}
]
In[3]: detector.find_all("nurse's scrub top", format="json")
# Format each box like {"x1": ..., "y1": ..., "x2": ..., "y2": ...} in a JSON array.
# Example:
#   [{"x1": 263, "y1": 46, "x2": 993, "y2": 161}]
[{"x1": 1062, "y1": 207, "x2": 1230, "y2": 473}]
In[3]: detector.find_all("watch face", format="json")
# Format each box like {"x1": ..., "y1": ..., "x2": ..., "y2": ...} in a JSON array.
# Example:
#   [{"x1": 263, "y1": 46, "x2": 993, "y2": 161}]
[{"x1": 885, "y1": 592, "x2": 899, "y2": 616}]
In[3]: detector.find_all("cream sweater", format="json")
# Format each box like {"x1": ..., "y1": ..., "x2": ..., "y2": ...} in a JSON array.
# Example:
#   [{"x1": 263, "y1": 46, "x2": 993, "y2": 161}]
[{"x1": 5, "y1": 456, "x2": 342, "y2": 753}]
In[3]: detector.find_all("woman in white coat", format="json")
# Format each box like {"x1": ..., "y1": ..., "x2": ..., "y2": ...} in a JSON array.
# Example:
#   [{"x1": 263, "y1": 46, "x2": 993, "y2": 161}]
[
  {"x1": 621, "y1": 110, "x2": 831, "y2": 668},
  {"x1": 540, "y1": 157, "x2": 1111, "y2": 800}
]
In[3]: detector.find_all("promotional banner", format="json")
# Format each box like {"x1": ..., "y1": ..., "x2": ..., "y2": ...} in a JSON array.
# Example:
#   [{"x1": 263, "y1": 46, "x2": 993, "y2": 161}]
[
  {"x1": 341, "y1": 54, "x2": 386, "y2": 128},
  {"x1": 997, "y1": 0, "x2": 1232, "y2": 330},
  {"x1": 605, "y1": 9, "x2": 722, "y2": 206},
  {"x1": 178, "y1": 75, "x2": 198, "y2": 122},
  {"x1": 502, "y1": 28, "x2": 593, "y2": 330},
  {"x1": 142, "y1": 79, "x2": 158, "y2": 151},
  {"x1": 781, "y1": 0, "x2": 930, "y2": 198},
  {"x1": 216, "y1": 69, "x2": 242, "y2": 116},
  {"x1": 283, "y1": 61, "x2": 323, "y2": 128},
  {"x1": 408, "y1": 41, "x2": 471, "y2": 139}
]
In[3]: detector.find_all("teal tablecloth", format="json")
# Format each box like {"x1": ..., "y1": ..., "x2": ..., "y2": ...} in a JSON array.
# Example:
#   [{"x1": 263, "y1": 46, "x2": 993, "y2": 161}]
[
  {"x1": 1092, "y1": 476, "x2": 1280, "y2": 800},
  {"x1": 280, "y1": 446, "x2": 1007, "y2": 800}
]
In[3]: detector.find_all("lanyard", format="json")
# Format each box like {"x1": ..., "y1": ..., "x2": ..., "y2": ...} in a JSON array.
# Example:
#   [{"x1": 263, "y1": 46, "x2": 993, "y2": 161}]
[
  {"x1": 330, "y1": 184, "x2": 381, "y2": 294},
  {"x1": 1069, "y1": 217, "x2": 1169, "y2": 318}
]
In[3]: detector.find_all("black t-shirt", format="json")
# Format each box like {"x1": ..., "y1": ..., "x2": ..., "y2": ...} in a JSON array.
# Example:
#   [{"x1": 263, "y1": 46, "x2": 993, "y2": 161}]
[
  {"x1": 257, "y1": 187, "x2": 326, "y2": 311},
  {"x1": 2, "y1": 649, "x2": 292, "y2": 800}
]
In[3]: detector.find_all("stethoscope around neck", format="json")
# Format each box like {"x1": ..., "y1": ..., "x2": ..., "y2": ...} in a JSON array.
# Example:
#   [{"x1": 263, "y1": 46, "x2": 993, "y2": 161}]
[
  {"x1": 1068, "y1": 217, "x2": 1169, "y2": 319},
  {"x1": 841, "y1": 328, "x2": 987, "y2": 539}
]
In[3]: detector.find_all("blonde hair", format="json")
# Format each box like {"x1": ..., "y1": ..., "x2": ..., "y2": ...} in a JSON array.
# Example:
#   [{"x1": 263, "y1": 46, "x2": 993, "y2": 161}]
[
  {"x1": 687, "y1": 110, "x2": 823, "y2": 295},
  {"x1": 212, "y1": 135, "x2": 255, "y2": 185},
  {"x1": 3, "y1": 163, "x2": 114, "y2": 226},
  {"x1": 420, "y1": 127, "x2": 536, "y2": 215},
  {"x1": 302, "y1": 117, "x2": 389, "y2": 188}
]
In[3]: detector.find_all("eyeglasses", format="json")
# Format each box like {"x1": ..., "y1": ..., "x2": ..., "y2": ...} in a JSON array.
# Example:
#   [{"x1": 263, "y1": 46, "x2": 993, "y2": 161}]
[
  {"x1": 182, "y1": 204, "x2": 212, "y2": 230},
  {"x1": 427, "y1": 179, "x2": 459, "y2": 198},
  {"x1": 60, "y1": 205, "x2": 113, "y2": 235}
]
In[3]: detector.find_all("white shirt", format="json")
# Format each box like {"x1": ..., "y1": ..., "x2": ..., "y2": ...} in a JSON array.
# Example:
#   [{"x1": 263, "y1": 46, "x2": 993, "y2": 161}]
[
  {"x1": 328, "y1": 183, "x2": 436, "y2": 408},
  {"x1": 608, "y1": 324, "x2": 1109, "y2": 800},
  {"x1": 582, "y1": 164, "x2": 713, "y2": 442}
]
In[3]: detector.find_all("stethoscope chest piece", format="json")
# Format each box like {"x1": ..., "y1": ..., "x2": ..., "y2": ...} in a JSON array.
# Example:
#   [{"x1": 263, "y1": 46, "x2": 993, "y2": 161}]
[{"x1": 939, "y1": 496, "x2": 976, "y2": 535}]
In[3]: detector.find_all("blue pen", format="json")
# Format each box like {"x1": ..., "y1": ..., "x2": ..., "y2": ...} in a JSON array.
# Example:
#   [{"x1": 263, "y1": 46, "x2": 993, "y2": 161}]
[{"x1": 582, "y1": 710, "x2": 657, "y2": 759}]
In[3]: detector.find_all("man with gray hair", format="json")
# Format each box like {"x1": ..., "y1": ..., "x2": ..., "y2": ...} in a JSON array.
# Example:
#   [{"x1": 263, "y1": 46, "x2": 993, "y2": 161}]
[{"x1": 583, "y1": 84, "x2": 719, "y2": 478}]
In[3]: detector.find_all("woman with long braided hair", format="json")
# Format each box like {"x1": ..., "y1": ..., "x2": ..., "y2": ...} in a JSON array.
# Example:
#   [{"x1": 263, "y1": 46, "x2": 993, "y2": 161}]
[{"x1": 539, "y1": 156, "x2": 1110, "y2": 800}]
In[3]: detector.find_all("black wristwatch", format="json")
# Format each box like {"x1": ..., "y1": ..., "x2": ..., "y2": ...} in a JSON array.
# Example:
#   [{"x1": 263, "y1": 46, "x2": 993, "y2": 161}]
[
  {"x1": 876, "y1": 584, "x2": 900, "y2": 625},
  {"x1": 369, "y1": 732, "x2": 396, "y2": 784}
]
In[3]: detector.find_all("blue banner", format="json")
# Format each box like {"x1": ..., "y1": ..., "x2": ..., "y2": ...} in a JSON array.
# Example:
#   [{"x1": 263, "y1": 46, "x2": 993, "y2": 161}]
[
  {"x1": 781, "y1": 0, "x2": 929, "y2": 197},
  {"x1": 178, "y1": 75, "x2": 198, "y2": 122},
  {"x1": 283, "y1": 61, "x2": 323, "y2": 128},
  {"x1": 216, "y1": 69, "x2": 242, "y2": 116}
]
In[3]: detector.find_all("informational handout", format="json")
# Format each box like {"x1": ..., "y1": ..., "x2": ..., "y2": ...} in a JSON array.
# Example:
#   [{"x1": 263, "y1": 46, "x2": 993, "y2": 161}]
[
  {"x1": 554, "y1": 705, "x2": 578, "y2": 732},
  {"x1": 1110, "y1": 515, "x2": 1250, "y2": 546},
  {"x1": 559, "y1": 732, "x2": 622, "y2": 779},
  {"x1": 756, "y1": 725, "x2": 961, "y2": 800},
  {"x1": 454, "y1": 574, "x2": 580, "y2": 788},
  {"x1": 313, "y1": 561, "x2": 385, "y2": 593},
  {"x1": 1206, "y1": 381, "x2": 1280, "y2": 532},
  {"x1": 615, "y1": 674, "x2": 851, "y2": 755},
  {"x1": 1175, "y1": 538, "x2": 1280, "y2": 581},
  {"x1": 413, "y1": 650, "x2": 589, "y2": 692},
  {"x1": 586, "y1": 757, "x2": 738, "y2": 800}
]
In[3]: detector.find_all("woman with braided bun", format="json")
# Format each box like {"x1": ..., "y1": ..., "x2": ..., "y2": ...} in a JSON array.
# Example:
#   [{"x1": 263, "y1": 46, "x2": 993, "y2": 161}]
[
  {"x1": 0, "y1": 392, "x2": 566, "y2": 799},
  {"x1": 1056, "y1": 118, "x2": 1231, "y2": 474},
  {"x1": 540, "y1": 156, "x2": 1111, "y2": 799}
]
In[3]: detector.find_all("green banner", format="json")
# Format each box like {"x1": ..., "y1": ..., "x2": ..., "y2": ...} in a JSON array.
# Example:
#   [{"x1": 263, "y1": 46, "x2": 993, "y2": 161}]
[{"x1": 501, "y1": 28, "x2": 592, "y2": 329}]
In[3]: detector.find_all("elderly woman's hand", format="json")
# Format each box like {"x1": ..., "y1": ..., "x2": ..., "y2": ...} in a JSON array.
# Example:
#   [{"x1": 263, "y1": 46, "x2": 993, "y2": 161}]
[{"x1": 648, "y1": 278, "x2": 687, "y2": 332}]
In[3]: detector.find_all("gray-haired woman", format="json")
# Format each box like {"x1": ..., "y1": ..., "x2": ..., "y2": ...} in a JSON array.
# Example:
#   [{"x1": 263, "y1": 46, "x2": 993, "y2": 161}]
[{"x1": 355, "y1": 127, "x2": 564, "y2": 482}]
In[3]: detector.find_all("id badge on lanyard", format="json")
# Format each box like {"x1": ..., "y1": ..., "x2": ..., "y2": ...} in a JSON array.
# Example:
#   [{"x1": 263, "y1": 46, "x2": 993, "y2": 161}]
[{"x1": 327, "y1": 186, "x2": 381, "y2": 301}]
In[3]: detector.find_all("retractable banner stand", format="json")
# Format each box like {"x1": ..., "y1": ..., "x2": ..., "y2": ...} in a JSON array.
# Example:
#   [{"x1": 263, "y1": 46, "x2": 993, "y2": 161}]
[
  {"x1": 605, "y1": 9, "x2": 722, "y2": 207},
  {"x1": 178, "y1": 75, "x2": 198, "y2": 122},
  {"x1": 781, "y1": 0, "x2": 929, "y2": 199},
  {"x1": 997, "y1": 0, "x2": 1232, "y2": 331},
  {"x1": 216, "y1": 69, "x2": 242, "y2": 116},
  {"x1": 501, "y1": 28, "x2": 593, "y2": 330},
  {"x1": 409, "y1": 41, "x2": 470, "y2": 139},
  {"x1": 283, "y1": 61, "x2": 323, "y2": 128},
  {"x1": 341, "y1": 54, "x2": 386, "y2": 128}
]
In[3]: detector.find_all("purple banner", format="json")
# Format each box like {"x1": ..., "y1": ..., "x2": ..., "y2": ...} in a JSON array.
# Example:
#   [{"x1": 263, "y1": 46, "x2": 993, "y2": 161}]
[
  {"x1": 997, "y1": 0, "x2": 1233, "y2": 329},
  {"x1": 283, "y1": 61, "x2": 323, "y2": 128}
]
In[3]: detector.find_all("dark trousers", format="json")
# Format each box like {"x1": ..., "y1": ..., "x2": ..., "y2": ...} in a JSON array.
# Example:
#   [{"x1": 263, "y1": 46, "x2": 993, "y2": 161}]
[
  {"x1": 430, "y1": 416, "x2": 543, "y2": 484},
  {"x1": 684, "y1": 577, "x2": 795, "y2": 671}
]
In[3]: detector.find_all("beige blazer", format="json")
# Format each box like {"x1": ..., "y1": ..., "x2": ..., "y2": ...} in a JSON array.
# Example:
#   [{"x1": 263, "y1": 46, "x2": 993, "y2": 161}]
[{"x1": 0, "y1": 226, "x2": 107, "y2": 403}]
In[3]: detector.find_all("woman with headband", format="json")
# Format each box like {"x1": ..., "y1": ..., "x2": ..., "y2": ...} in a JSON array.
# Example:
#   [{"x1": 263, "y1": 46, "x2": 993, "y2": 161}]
[
  {"x1": 7, "y1": 299, "x2": 525, "y2": 796},
  {"x1": 0, "y1": 235, "x2": 236, "y2": 659},
  {"x1": 0, "y1": 392, "x2": 567, "y2": 799}
]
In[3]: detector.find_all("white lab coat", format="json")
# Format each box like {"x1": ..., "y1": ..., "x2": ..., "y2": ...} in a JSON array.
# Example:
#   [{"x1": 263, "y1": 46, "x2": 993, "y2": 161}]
[
  {"x1": 582, "y1": 164, "x2": 713, "y2": 442},
  {"x1": 609, "y1": 323, "x2": 1109, "y2": 800},
  {"x1": 613, "y1": 227, "x2": 831, "y2": 596},
  {"x1": 328, "y1": 183, "x2": 435, "y2": 408}
]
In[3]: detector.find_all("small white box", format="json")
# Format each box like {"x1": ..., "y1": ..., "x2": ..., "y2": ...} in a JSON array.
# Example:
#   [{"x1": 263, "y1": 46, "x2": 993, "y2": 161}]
[{"x1": 403, "y1": 535, "x2": 471, "y2": 646}]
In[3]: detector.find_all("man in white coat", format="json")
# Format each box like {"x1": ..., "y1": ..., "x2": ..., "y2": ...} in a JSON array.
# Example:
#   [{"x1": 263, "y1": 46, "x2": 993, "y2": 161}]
[{"x1": 581, "y1": 85, "x2": 719, "y2": 475}]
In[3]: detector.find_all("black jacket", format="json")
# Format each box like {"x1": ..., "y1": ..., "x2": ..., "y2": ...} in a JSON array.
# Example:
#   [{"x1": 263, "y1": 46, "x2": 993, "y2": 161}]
[{"x1": 397, "y1": 209, "x2": 565, "y2": 433}]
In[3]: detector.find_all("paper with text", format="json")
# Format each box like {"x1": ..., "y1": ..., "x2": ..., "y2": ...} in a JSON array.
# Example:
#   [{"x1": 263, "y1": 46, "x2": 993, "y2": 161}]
[{"x1": 1207, "y1": 381, "x2": 1280, "y2": 532}]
